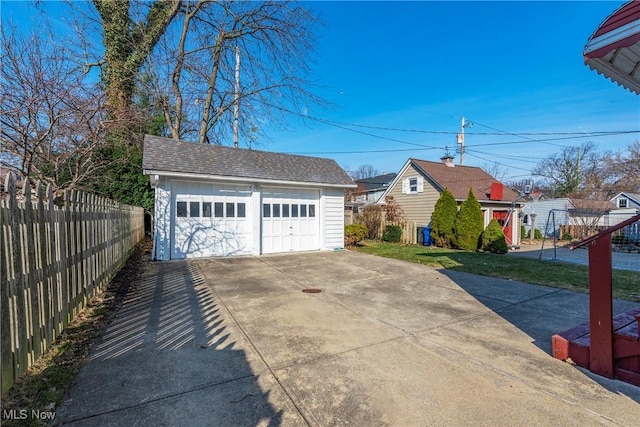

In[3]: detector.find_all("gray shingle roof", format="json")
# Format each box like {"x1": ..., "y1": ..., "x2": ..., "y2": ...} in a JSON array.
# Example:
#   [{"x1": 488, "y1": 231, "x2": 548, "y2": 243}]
[{"x1": 142, "y1": 135, "x2": 355, "y2": 187}]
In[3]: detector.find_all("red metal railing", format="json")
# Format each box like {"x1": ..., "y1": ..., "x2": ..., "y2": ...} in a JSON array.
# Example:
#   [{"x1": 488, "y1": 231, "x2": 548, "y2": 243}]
[{"x1": 565, "y1": 214, "x2": 640, "y2": 380}]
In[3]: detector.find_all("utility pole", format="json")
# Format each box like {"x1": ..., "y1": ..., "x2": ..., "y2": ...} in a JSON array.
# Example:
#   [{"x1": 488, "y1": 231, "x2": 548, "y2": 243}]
[
  {"x1": 456, "y1": 117, "x2": 471, "y2": 165},
  {"x1": 233, "y1": 46, "x2": 240, "y2": 148}
]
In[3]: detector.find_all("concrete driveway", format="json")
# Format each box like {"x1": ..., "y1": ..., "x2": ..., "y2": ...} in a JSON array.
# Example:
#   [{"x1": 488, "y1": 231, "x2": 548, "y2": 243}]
[{"x1": 54, "y1": 251, "x2": 640, "y2": 426}]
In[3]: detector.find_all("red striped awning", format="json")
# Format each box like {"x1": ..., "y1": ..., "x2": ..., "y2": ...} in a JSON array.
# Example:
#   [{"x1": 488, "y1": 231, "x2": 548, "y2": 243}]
[{"x1": 584, "y1": 0, "x2": 640, "y2": 94}]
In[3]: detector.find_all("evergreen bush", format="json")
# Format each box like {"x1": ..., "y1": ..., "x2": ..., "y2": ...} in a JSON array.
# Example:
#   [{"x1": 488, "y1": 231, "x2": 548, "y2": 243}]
[
  {"x1": 382, "y1": 225, "x2": 402, "y2": 242},
  {"x1": 453, "y1": 188, "x2": 483, "y2": 251},
  {"x1": 480, "y1": 219, "x2": 509, "y2": 254},
  {"x1": 430, "y1": 189, "x2": 457, "y2": 248}
]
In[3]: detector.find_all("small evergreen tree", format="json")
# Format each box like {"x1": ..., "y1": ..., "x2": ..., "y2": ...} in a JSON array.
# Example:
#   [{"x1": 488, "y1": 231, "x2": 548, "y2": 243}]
[
  {"x1": 430, "y1": 188, "x2": 457, "y2": 248},
  {"x1": 453, "y1": 188, "x2": 483, "y2": 251},
  {"x1": 382, "y1": 225, "x2": 402, "y2": 242},
  {"x1": 480, "y1": 219, "x2": 509, "y2": 254}
]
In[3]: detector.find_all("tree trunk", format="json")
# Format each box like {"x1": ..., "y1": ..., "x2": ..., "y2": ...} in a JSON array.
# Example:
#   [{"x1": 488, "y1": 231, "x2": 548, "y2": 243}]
[{"x1": 93, "y1": 0, "x2": 181, "y2": 141}]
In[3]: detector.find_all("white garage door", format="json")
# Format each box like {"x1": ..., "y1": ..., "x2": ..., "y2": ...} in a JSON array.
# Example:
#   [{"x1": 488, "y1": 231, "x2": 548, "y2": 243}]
[
  {"x1": 262, "y1": 188, "x2": 320, "y2": 254},
  {"x1": 172, "y1": 182, "x2": 251, "y2": 258}
]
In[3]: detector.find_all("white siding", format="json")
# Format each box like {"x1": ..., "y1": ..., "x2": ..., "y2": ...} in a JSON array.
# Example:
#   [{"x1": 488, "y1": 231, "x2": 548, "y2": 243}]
[
  {"x1": 322, "y1": 188, "x2": 346, "y2": 250},
  {"x1": 153, "y1": 177, "x2": 171, "y2": 261}
]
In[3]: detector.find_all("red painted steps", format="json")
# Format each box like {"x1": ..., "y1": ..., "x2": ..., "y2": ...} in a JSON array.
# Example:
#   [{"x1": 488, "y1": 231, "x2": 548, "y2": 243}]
[{"x1": 552, "y1": 306, "x2": 640, "y2": 386}]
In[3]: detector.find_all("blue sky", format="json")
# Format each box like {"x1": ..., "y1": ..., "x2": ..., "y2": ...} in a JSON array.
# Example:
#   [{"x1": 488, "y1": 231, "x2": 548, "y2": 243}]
[
  {"x1": 264, "y1": 1, "x2": 640, "y2": 182},
  {"x1": 2, "y1": 1, "x2": 639, "y2": 183}
]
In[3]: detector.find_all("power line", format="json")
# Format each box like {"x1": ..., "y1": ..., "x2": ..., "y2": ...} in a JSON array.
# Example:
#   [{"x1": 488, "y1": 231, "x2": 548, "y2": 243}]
[{"x1": 270, "y1": 104, "x2": 639, "y2": 138}]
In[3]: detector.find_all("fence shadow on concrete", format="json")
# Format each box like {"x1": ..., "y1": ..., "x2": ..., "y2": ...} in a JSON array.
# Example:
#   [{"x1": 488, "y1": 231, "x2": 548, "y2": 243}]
[{"x1": 53, "y1": 260, "x2": 283, "y2": 426}]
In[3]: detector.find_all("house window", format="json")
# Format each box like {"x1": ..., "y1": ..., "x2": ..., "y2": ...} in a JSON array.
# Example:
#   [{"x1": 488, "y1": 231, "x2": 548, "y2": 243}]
[
  {"x1": 301, "y1": 204, "x2": 307, "y2": 217},
  {"x1": 309, "y1": 204, "x2": 315, "y2": 217},
  {"x1": 618, "y1": 198, "x2": 628, "y2": 208},
  {"x1": 177, "y1": 201, "x2": 187, "y2": 217},
  {"x1": 263, "y1": 203, "x2": 271, "y2": 218},
  {"x1": 282, "y1": 203, "x2": 290, "y2": 217},
  {"x1": 402, "y1": 176, "x2": 423, "y2": 194},
  {"x1": 237, "y1": 203, "x2": 246, "y2": 218},
  {"x1": 409, "y1": 178, "x2": 418, "y2": 193},
  {"x1": 291, "y1": 204, "x2": 299, "y2": 217}
]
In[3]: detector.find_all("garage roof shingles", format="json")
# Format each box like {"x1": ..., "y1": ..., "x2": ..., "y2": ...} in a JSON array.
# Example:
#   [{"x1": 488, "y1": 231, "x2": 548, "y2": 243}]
[{"x1": 143, "y1": 135, "x2": 354, "y2": 187}]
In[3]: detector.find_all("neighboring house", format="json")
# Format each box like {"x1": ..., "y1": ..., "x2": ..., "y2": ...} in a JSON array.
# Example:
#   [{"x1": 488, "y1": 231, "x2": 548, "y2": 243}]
[
  {"x1": 520, "y1": 198, "x2": 574, "y2": 237},
  {"x1": 611, "y1": 192, "x2": 640, "y2": 211},
  {"x1": 521, "y1": 196, "x2": 639, "y2": 237},
  {"x1": 378, "y1": 155, "x2": 521, "y2": 245},
  {"x1": 350, "y1": 173, "x2": 397, "y2": 204},
  {"x1": 142, "y1": 135, "x2": 355, "y2": 260}
]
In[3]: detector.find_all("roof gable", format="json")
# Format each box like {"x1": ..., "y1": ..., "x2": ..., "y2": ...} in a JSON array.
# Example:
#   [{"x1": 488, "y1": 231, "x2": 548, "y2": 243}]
[
  {"x1": 142, "y1": 135, "x2": 355, "y2": 187},
  {"x1": 611, "y1": 191, "x2": 640, "y2": 206},
  {"x1": 410, "y1": 159, "x2": 519, "y2": 201}
]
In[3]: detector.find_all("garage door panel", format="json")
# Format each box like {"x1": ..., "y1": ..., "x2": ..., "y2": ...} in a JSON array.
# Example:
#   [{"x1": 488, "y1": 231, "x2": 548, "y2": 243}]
[
  {"x1": 262, "y1": 188, "x2": 320, "y2": 254},
  {"x1": 172, "y1": 182, "x2": 250, "y2": 258}
]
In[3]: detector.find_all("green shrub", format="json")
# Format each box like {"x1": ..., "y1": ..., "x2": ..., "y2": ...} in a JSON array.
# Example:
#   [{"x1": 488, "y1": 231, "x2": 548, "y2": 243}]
[
  {"x1": 526, "y1": 229, "x2": 543, "y2": 240},
  {"x1": 520, "y1": 225, "x2": 526, "y2": 240},
  {"x1": 431, "y1": 189, "x2": 457, "y2": 248},
  {"x1": 453, "y1": 188, "x2": 483, "y2": 251},
  {"x1": 345, "y1": 223, "x2": 368, "y2": 246},
  {"x1": 561, "y1": 232, "x2": 573, "y2": 241},
  {"x1": 480, "y1": 219, "x2": 509, "y2": 254},
  {"x1": 382, "y1": 225, "x2": 402, "y2": 242}
]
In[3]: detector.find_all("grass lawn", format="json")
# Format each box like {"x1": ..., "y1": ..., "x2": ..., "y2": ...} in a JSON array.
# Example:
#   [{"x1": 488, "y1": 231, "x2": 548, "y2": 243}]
[{"x1": 353, "y1": 241, "x2": 640, "y2": 302}]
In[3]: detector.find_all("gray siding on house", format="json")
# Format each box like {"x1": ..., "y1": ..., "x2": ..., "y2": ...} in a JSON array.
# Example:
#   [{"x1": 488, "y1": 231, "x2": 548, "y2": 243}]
[
  {"x1": 521, "y1": 199, "x2": 573, "y2": 237},
  {"x1": 385, "y1": 164, "x2": 440, "y2": 226}
]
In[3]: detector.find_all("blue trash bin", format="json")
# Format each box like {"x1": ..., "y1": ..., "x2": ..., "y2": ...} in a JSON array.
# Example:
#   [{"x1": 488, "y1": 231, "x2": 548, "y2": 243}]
[{"x1": 422, "y1": 227, "x2": 432, "y2": 246}]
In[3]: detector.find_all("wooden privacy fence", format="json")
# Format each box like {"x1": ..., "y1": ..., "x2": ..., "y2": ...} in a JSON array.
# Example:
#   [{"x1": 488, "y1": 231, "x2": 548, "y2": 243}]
[
  {"x1": 1, "y1": 174, "x2": 144, "y2": 394},
  {"x1": 378, "y1": 220, "x2": 417, "y2": 245}
]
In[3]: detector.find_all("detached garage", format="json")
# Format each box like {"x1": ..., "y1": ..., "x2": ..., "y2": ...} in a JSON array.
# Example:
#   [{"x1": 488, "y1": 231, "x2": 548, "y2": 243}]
[{"x1": 142, "y1": 135, "x2": 355, "y2": 260}]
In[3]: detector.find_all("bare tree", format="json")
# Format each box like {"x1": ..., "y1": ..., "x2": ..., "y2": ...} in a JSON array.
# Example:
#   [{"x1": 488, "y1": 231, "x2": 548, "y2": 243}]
[
  {"x1": 350, "y1": 164, "x2": 380, "y2": 180},
  {"x1": 482, "y1": 162, "x2": 507, "y2": 182},
  {"x1": 145, "y1": 0, "x2": 323, "y2": 145},
  {"x1": 1, "y1": 25, "x2": 106, "y2": 192},
  {"x1": 531, "y1": 142, "x2": 599, "y2": 198},
  {"x1": 602, "y1": 141, "x2": 640, "y2": 195}
]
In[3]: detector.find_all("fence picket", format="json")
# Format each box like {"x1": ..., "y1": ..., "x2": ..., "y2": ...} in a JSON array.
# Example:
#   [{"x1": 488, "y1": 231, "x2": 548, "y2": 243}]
[{"x1": 1, "y1": 175, "x2": 144, "y2": 394}]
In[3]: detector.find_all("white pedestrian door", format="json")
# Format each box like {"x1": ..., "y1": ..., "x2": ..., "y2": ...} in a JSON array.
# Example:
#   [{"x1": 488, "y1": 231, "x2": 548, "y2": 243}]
[{"x1": 261, "y1": 189, "x2": 320, "y2": 254}]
